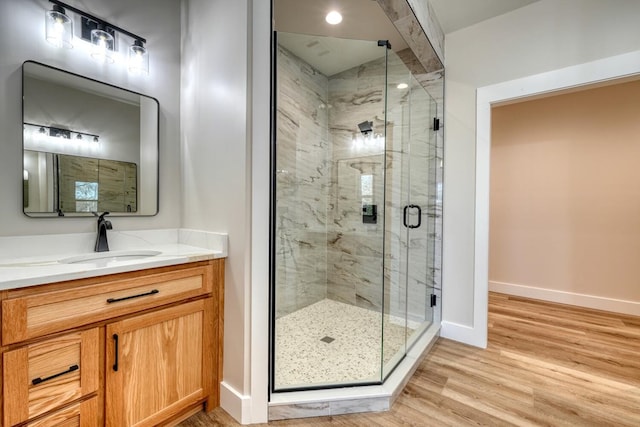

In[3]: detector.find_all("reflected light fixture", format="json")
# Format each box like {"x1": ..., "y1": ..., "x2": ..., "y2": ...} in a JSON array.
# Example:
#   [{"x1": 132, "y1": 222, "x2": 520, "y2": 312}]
[
  {"x1": 24, "y1": 122, "x2": 100, "y2": 144},
  {"x1": 45, "y1": 4, "x2": 72, "y2": 48},
  {"x1": 397, "y1": 83, "x2": 409, "y2": 89},
  {"x1": 44, "y1": 1, "x2": 149, "y2": 75},
  {"x1": 325, "y1": 10, "x2": 343, "y2": 25}
]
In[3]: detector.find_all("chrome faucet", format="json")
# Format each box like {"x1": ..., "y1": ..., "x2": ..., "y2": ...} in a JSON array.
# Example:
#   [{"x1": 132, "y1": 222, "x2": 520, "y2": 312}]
[{"x1": 93, "y1": 212, "x2": 112, "y2": 252}]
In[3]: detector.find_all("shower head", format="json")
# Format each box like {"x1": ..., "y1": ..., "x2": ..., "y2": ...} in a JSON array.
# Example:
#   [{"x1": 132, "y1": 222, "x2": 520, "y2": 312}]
[{"x1": 358, "y1": 120, "x2": 373, "y2": 135}]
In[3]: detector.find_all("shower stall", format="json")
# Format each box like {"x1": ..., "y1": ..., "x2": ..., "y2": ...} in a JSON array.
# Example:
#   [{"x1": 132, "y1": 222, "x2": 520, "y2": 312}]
[{"x1": 271, "y1": 29, "x2": 443, "y2": 392}]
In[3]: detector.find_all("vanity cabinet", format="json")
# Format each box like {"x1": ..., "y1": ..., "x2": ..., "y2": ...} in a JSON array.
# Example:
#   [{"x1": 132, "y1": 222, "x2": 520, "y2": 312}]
[{"x1": 0, "y1": 259, "x2": 224, "y2": 427}]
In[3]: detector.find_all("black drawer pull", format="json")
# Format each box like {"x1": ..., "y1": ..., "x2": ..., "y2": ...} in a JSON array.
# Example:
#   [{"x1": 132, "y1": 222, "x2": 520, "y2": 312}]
[
  {"x1": 32, "y1": 364, "x2": 79, "y2": 386},
  {"x1": 106, "y1": 289, "x2": 159, "y2": 304}
]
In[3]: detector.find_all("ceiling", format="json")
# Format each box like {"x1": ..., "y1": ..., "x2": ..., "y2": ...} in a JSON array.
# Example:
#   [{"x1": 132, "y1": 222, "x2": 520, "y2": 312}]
[
  {"x1": 429, "y1": 0, "x2": 540, "y2": 34},
  {"x1": 274, "y1": 0, "x2": 541, "y2": 76},
  {"x1": 274, "y1": 0, "x2": 408, "y2": 76}
]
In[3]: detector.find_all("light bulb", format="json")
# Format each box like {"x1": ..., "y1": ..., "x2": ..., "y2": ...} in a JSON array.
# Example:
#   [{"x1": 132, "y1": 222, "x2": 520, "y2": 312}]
[{"x1": 325, "y1": 11, "x2": 342, "y2": 25}]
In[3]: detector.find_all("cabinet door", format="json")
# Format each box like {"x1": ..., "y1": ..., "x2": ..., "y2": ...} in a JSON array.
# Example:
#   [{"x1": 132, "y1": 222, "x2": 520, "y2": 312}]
[{"x1": 105, "y1": 299, "x2": 210, "y2": 427}]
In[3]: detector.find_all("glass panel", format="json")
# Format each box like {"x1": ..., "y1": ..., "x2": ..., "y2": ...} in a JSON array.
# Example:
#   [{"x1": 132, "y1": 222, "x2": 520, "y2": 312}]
[
  {"x1": 382, "y1": 52, "x2": 439, "y2": 378},
  {"x1": 382, "y1": 49, "x2": 412, "y2": 379},
  {"x1": 273, "y1": 32, "x2": 387, "y2": 390},
  {"x1": 406, "y1": 77, "x2": 437, "y2": 350}
]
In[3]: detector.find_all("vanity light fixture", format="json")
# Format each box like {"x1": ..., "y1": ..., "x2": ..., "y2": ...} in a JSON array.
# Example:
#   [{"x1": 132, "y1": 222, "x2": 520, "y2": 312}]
[
  {"x1": 45, "y1": 4, "x2": 73, "y2": 48},
  {"x1": 90, "y1": 24, "x2": 115, "y2": 64},
  {"x1": 325, "y1": 10, "x2": 343, "y2": 25},
  {"x1": 45, "y1": 1, "x2": 149, "y2": 74},
  {"x1": 128, "y1": 39, "x2": 149, "y2": 74}
]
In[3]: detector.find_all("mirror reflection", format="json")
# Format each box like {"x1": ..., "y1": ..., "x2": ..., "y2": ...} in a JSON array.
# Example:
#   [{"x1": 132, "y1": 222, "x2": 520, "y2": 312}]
[
  {"x1": 22, "y1": 61, "x2": 159, "y2": 217},
  {"x1": 24, "y1": 150, "x2": 137, "y2": 215}
]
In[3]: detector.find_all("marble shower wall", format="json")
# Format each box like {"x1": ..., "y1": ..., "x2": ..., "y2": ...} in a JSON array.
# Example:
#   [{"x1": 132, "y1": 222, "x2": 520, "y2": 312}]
[
  {"x1": 275, "y1": 40, "x2": 443, "y2": 321},
  {"x1": 326, "y1": 50, "x2": 439, "y2": 320},
  {"x1": 325, "y1": 52, "x2": 388, "y2": 310},
  {"x1": 275, "y1": 46, "x2": 331, "y2": 318}
]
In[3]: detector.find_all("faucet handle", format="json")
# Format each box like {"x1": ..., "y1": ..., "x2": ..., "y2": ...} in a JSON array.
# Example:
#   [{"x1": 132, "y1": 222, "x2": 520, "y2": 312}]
[{"x1": 92, "y1": 211, "x2": 111, "y2": 220}]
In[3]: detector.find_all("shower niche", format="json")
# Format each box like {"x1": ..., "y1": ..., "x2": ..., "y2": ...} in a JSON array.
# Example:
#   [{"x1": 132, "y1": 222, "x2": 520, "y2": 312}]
[{"x1": 271, "y1": 0, "x2": 444, "y2": 393}]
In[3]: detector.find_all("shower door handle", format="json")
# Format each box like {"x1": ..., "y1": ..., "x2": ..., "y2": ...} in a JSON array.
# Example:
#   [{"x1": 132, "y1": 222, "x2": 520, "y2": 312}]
[
  {"x1": 404, "y1": 204, "x2": 422, "y2": 229},
  {"x1": 412, "y1": 205, "x2": 422, "y2": 229},
  {"x1": 403, "y1": 205, "x2": 409, "y2": 228}
]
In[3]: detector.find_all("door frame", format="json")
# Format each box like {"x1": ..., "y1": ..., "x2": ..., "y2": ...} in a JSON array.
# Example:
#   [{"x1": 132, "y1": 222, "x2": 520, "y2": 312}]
[{"x1": 471, "y1": 49, "x2": 640, "y2": 348}]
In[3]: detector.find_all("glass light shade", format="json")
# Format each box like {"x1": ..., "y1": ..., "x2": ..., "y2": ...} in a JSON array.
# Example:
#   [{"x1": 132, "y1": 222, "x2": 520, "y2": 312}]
[
  {"x1": 45, "y1": 6, "x2": 73, "y2": 49},
  {"x1": 90, "y1": 28, "x2": 115, "y2": 63},
  {"x1": 128, "y1": 40, "x2": 149, "y2": 74}
]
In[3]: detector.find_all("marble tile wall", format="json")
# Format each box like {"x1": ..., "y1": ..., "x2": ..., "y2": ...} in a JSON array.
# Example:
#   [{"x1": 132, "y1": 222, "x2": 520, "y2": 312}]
[
  {"x1": 275, "y1": 39, "x2": 444, "y2": 322},
  {"x1": 326, "y1": 51, "x2": 440, "y2": 323},
  {"x1": 275, "y1": 46, "x2": 331, "y2": 318},
  {"x1": 326, "y1": 53, "x2": 388, "y2": 310}
]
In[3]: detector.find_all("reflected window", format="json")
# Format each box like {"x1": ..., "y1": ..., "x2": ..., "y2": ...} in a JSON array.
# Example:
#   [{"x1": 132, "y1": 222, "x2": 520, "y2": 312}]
[
  {"x1": 361, "y1": 174, "x2": 373, "y2": 197},
  {"x1": 75, "y1": 181, "x2": 98, "y2": 212}
]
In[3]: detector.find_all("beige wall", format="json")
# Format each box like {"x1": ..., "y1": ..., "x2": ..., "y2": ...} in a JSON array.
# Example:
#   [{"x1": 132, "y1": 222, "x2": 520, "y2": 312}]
[{"x1": 490, "y1": 78, "x2": 640, "y2": 303}]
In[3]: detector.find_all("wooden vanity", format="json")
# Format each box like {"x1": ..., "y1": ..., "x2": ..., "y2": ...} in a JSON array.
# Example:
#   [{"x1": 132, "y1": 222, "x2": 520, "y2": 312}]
[{"x1": 0, "y1": 258, "x2": 224, "y2": 426}]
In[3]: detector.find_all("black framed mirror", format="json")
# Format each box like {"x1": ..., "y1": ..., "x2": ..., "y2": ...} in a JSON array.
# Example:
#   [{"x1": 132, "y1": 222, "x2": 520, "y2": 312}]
[{"x1": 22, "y1": 60, "x2": 159, "y2": 217}]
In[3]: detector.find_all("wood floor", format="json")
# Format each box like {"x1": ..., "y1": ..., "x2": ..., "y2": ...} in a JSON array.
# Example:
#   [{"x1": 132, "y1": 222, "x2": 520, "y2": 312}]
[{"x1": 180, "y1": 292, "x2": 640, "y2": 426}]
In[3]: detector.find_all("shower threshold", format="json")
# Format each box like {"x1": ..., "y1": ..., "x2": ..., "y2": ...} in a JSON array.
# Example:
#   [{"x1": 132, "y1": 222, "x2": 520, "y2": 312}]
[{"x1": 269, "y1": 322, "x2": 440, "y2": 420}]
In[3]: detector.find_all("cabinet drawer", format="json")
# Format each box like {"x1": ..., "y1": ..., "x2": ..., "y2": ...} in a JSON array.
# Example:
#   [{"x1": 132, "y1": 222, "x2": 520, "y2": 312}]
[
  {"x1": 2, "y1": 264, "x2": 213, "y2": 345},
  {"x1": 3, "y1": 329, "x2": 99, "y2": 426},
  {"x1": 26, "y1": 397, "x2": 99, "y2": 427}
]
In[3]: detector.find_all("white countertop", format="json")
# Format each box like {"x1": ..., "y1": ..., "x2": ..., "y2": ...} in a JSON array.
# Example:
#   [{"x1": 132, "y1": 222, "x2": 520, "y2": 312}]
[{"x1": 0, "y1": 229, "x2": 227, "y2": 291}]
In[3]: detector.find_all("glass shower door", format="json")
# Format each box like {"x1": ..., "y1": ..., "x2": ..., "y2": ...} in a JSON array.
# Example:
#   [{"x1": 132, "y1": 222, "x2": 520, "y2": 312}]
[
  {"x1": 405, "y1": 77, "x2": 437, "y2": 350},
  {"x1": 382, "y1": 53, "x2": 437, "y2": 379}
]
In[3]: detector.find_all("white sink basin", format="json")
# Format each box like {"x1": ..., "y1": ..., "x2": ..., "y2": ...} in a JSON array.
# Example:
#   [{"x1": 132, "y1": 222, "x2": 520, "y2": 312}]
[{"x1": 59, "y1": 250, "x2": 162, "y2": 266}]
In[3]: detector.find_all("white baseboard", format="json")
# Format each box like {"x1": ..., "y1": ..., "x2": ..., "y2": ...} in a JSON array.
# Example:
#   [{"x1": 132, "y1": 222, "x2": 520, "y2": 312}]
[
  {"x1": 489, "y1": 281, "x2": 640, "y2": 316},
  {"x1": 441, "y1": 321, "x2": 487, "y2": 348},
  {"x1": 220, "y1": 381, "x2": 252, "y2": 424}
]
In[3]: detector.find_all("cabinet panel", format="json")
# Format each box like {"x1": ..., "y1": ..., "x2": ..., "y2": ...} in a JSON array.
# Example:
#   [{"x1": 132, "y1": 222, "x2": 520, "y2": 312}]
[
  {"x1": 106, "y1": 300, "x2": 208, "y2": 427},
  {"x1": 2, "y1": 264, "x2": 212, "y2": 345},
  {"x1": 3, "y1": 329, "x2": 99, "y2": 426},
  {"x1": 26, "y1": 397, "x2": 99, "y2": 427}
]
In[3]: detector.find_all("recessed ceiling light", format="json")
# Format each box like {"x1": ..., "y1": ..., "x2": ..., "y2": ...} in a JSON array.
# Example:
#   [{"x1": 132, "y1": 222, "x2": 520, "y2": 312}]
[
  {"x1": 397, "y1": 83, "x2": 409, "y2": 89},
  {"x1": 325, "y1": 11, "x2": 343, "y2": 25}
]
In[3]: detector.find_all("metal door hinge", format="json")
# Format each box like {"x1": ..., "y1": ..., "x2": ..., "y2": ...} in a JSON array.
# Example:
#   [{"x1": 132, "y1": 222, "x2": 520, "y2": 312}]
[{"x1": 430, "y1": 294, "x2": 437, "y2": 307}]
